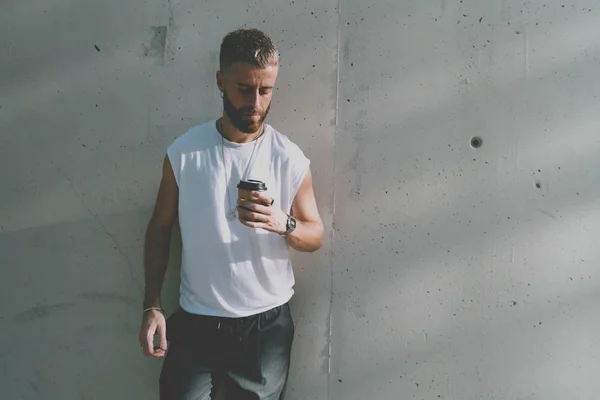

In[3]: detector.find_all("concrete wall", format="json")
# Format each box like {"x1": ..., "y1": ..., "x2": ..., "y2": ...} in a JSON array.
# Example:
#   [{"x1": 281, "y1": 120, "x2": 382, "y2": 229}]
[{"x1": 1, "y1": 0, "x2": 598, "y2": 399}]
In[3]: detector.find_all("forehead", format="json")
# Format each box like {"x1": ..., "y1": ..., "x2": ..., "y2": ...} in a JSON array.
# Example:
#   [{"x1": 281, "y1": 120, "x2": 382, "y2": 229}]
[{"x1": 226, "y1": 62, "x2": 279, "y2": 87}]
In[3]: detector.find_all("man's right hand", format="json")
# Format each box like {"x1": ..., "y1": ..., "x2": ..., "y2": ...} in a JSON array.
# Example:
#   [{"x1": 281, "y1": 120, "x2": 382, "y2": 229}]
[{"x1": 138, "y1": 309, "x2": 167, "y2": 358}]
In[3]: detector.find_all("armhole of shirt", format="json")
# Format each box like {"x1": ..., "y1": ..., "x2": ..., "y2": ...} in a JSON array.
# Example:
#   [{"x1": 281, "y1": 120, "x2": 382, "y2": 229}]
[
  {"x1": 166, "y1": 146, "x2": 180, "y2": 187},
  {"x1": 290, "y1": 157, "x2": 310, "y2": 207}
]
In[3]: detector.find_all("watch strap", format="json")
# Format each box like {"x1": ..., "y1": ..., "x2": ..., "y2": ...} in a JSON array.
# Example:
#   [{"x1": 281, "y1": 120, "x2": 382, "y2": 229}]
[{"x1": 281, "y1": 215, "x2": 296, "y2": 236}]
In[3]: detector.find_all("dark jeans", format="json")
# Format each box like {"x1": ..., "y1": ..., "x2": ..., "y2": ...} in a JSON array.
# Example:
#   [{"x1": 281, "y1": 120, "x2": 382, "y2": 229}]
[{"x1": 159, "y1": 303, "x2": 295, "y2": 400}]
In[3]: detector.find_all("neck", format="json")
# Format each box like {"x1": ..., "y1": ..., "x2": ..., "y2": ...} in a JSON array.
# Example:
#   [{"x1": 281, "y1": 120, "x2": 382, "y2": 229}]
[{"x1": 218, "y1": 115, "x2": 264, "y2": 144}]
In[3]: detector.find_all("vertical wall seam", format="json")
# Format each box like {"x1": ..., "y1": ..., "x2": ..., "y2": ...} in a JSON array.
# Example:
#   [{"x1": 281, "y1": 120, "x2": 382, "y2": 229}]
[{"x1": 327, "y1": 0, "x2": 342, "y2": 399}]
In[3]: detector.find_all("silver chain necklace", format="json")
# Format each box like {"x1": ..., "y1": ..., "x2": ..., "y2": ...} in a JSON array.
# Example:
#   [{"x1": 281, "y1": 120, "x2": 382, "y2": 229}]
[{"x1": 218, "y1": 118, "x2": 265, "y2": 221}]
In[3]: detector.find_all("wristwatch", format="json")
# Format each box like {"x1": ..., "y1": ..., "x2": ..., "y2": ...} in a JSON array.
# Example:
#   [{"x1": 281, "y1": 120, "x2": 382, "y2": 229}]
[{"x1": 281, "y1": 214, "x2": 296, "y2": 236}]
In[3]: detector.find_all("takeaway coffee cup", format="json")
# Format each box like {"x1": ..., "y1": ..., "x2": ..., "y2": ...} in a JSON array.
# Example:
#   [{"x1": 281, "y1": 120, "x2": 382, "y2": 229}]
[{"x1": 237, "y1": 179, "x2": 267, "y2": 204}]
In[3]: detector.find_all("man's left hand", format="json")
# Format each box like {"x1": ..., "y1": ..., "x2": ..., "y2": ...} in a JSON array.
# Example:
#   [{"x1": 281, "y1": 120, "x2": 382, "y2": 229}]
[{"x1": 237, "y1": 191, "x2": 288, "y2": 235}]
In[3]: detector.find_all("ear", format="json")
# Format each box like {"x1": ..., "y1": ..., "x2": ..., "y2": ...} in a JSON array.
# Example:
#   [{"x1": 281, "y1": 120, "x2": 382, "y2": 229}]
[{"x1": 216, "y1": 71, "x2": 225, "y2": 92}]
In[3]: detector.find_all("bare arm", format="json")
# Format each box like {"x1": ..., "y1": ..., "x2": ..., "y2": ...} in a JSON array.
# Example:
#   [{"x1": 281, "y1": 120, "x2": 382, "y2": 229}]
[
  {"x1": 284, "y1": 168, "x2": 324, "y2": 252},
  {"x1": 237, "y1": 168, "x2": 324, "y2": 252},
  {"x1": 139, "y1": 155, "x2": 178, "y2": 357}
]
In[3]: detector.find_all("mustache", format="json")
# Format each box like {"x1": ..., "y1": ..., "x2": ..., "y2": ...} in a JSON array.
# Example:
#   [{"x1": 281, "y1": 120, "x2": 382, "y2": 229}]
[{"x1": 241, "y1": 108, "x2": 263, "y2": 114}]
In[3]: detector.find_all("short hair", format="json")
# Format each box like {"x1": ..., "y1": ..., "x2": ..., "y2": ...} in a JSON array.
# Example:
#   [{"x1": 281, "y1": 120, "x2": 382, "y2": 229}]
[{"x1": 219, "y1": 28, "x2": 279, "y2": 71}]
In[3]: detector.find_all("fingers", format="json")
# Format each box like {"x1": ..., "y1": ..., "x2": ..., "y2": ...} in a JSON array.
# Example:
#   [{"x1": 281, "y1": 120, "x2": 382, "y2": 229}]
[
  {"x1": 145, "y1": 332, "x2": 160, "y2": 357},
  {"x1": 139, "y1": 324, "x2": 151, "y2": 356},
  {"x1": 237, "y1": 197, "x2": 287, "y2": 234},
  {"x1": 240, "y1": 219, "x2": 268, "y2": 230},
  {"x1": 239, "y1": 212, "x2": 285, "y2": 234},
  {"x1": 157, "y1": 319, "x2": 168, "y2": 353},
  {"x1": 141, "y1": 330, "x2": 157, "y2": 357},
  {"x1": 249, "y1": 191, "x2": 274, "y2": 206},
  {"x1": 238, "y1": 208, "x2": 270, "y2": 223},
  {"x1": 237, "y1": 201, "x2": 272, "y2": 223},
  {"x1": 139, "y1": 314, "x2": 167, "y2": 358},
  {"x1": 238, "y1": 199, "x2": 270, "y2": 213}
]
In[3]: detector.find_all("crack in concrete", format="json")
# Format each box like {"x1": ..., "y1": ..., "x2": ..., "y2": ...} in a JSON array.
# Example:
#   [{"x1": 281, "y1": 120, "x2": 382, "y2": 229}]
[
  {"x1": 57, "y1": 168, "x2": 134, "y2": 281},
  {"x1": 89, "y1": 210, "x2": 135, "y2": 282},
  {"x1": 165, "y1": 0, "x2": 178, "y2": 63},
  {"x1": 328, "y1": 0, "x2": 343, "y2": 398},
  {"x1": 13, "y1": 302, "x2": 75, "y2": 323},
  {"x1": 168, "y1": 0, "x2": 174, "y2": 29}
]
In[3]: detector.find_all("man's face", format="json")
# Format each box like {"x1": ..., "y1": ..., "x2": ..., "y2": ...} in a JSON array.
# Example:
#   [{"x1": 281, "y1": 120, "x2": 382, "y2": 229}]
[{"x1": 218, "y1": 62, "x2": 279, "y2": 133}]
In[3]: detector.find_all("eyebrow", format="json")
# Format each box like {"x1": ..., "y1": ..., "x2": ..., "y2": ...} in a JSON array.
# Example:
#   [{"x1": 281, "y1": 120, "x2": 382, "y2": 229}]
[{"x1": 236, "y1": 83, "x2": 274, "y2": 89}]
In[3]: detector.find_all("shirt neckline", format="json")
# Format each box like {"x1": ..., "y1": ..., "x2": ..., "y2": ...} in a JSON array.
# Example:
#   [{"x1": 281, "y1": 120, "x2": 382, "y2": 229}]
[{"x1": 214, "y1": 120, "x2": 271, "y2": 149}]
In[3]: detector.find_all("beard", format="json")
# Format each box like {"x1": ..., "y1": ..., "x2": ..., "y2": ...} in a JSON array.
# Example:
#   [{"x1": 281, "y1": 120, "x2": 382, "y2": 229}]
[{"x1": 222, "y1": 90, "x2": 271, "y2": 134}]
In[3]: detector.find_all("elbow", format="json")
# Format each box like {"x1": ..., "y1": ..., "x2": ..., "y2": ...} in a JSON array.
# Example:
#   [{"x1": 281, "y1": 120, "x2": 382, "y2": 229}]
[
  {"x1": 305, "y1": 241, "x2": 322, "y2": 253},
  {"x1": 308, "y1": 223, "x2": 324, "y2": 252},
  {"x1": 311, "y1": 241, "x2": 323, "y2": 253},
  {"x1": 289, "y1": 220, "x2": 324, "y2": 252}
]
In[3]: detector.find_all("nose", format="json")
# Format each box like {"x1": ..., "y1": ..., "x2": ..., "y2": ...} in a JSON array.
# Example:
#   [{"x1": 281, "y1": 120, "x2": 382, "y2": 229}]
[{"x1": 251, "y1": 90, "x2": 261, "y2": 111}]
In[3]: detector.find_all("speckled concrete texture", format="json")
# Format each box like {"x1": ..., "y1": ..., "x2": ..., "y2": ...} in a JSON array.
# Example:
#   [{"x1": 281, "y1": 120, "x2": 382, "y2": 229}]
[{"x1": 1, "y1": 1, "x2": 599, "y2": 399}]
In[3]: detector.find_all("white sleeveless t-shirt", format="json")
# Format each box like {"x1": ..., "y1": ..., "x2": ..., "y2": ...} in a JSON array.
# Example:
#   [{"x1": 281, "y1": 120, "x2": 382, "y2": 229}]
[{"x1": 166, "y1": 120, "x2": 310, "y2": 317}]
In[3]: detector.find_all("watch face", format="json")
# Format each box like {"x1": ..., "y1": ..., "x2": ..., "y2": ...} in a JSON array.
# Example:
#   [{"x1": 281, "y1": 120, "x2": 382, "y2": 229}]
[{"x1": 289, "y1": 216, "x2": 296, "y2": 229}]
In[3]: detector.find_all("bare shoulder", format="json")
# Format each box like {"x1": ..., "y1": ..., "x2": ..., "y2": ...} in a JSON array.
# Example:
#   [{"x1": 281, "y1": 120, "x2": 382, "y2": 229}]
[
  {"x1": 150, "y1": 155, "x2": 179, "y2": 228},
  {"x1": 291, "y1": 167, "x2": 322, "y2": 224}
]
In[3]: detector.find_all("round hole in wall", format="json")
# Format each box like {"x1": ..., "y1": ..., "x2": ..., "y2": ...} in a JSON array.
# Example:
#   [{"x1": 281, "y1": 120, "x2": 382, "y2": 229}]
[{"x1": 470, "y1": 137, "x2": 483, "y2": 149}]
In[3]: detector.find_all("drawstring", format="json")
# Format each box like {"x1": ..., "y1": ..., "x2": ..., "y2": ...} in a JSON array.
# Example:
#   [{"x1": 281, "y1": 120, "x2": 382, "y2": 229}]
[{"x1": 211, "y1": 314, "x2": 261, "y2": 351}]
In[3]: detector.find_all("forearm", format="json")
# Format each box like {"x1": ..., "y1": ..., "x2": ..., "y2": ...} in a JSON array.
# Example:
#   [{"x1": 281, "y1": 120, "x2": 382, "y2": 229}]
[
  {"x1": 143, "y1": 220, "x2": 172, "y2": 308},
  {"x1": 285, "y1": 219, "x2": 323, "y2": 252}
]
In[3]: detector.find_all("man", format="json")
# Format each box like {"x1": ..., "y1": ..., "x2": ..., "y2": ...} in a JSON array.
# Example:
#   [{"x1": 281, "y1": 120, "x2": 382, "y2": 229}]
[{"x1": 138, "y1": 28, "x2": 324, "y2": 400}]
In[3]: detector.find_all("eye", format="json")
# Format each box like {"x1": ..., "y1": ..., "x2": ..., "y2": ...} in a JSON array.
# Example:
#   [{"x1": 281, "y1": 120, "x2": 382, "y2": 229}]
[{"x1": 260, "y1": 89, "x2": 272, "y2": 96}]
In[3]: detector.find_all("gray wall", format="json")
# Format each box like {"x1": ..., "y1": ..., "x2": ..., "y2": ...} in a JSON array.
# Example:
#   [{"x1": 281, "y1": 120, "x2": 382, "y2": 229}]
[{"x1": 1, "y1": 1, "x2": 598, "y2": 399}]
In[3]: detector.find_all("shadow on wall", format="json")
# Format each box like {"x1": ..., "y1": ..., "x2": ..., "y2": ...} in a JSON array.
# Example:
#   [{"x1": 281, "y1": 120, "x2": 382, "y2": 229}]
[
  {"x1": 328, "y1": 5, "x2": 600, "y2": 398},
  {"x1": 2, "y1": 1, "x2": 600, "y2": 398}
]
